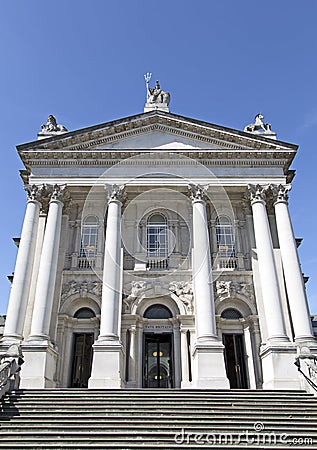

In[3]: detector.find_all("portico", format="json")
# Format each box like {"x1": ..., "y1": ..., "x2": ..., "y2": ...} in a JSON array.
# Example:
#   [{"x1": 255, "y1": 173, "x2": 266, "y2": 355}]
[{"x1": 1, "y1": 79, "x2": 316, "y2": 390}]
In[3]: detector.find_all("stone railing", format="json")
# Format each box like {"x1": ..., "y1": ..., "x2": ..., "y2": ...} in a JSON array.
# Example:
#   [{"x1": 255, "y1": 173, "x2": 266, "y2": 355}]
[
  {"x1": 213, "y1": 257, "x2": 238, "y2": 270},
  {"x1": 0, "y1": 344, "x2": 24, "y2": 399},
  {"x1": 146, "y1": 258, "x2": 168, "y2": 270},
  {"x1": 294, "y1": 356, "x2": 317, "y2": 395}
]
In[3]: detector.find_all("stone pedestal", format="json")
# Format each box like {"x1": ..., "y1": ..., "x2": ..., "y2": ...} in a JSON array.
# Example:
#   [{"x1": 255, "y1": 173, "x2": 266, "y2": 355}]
[
  {"x1": 192, "y1": 343, "x2": 230, "y2": 389},
  {"x1": 20, "y1": 341, "x2": 58, "y2": 388},
  {"x1": 260, "y1": 344, "x2": 301, "y2": 389},
  {"x1": 88, "y1": 342, "x2": 123, "y2": 388}
]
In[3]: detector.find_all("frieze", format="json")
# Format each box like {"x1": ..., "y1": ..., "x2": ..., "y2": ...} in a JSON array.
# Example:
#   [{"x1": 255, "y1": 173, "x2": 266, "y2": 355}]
[
  {"x1": 169, "y1": 281, "x2": 194, "y2": 314},
  {"x1": 61, "y1": 280, "x2": 102, "y2": 303},
  {"x1": 123, "y1": 281, "x2": 149, "y2": 313},
  {"x1": 215, "y1": 280, "x2": 254, "y2": 301}
]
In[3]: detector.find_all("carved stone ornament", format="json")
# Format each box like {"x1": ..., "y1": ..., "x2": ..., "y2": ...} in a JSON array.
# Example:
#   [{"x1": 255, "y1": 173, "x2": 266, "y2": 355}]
[
  {"x1": 61, "y1": 280, "x2": 102, "y2": 302},
  {"x1": 25, "y1": 184, "x2": 41, "y2": 202},
  {"x1": 244, "y1": 113, "x2": 274, "y2": 134},
  {"x1": 271, "y1": 184, "x2": 291, "y2": 204},
  {"x1": 215, "y1": 280, "x2": 254, "y2": 300},
  {"x1": 40, "y1": 115, "x2": 68, "y2": 134},
  {"x1": 123, "y1": 281, "x2": 148, "y2": 313},
  {"x1": 169, "y1": 281, "x2": 194, "y2": 314},
  {"x1": 247, "y1": 184, "x2": 268, "y2": 205},
  {"x1": 107, "y1": 184, "x2": 126, "y2": 205},
  {"x1": 188, "y1": 183, "x2": 208, "y2": 202},
  {"x1": 144, "y1": 73, "x2": 170, "y2": 113}
]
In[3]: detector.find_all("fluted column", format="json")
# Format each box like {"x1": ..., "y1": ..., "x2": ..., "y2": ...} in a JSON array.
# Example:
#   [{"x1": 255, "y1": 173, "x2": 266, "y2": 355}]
[
  {"x1": 188, "y1": 184, "x2": 217, "y2": 342},
  {"x1": 28, "y1": 185, "x2": 65, "y2": 340},
  {"x1": 2, "y1": 186, "x2": 41, "y2": 342},
  {"x1": 99, "y1": 185, "x2": 126, "y2": 341},
  {"x1": 248, "y1": 184, "x2": 288, "y2": 342},
  {"x1": 272, "y1": 184, "x2": 315, "y2": 343}
]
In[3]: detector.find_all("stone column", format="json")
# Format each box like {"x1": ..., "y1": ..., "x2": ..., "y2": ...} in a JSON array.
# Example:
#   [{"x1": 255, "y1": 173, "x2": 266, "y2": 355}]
[
  {"x1": 127, "y1": 326, "x2": 137, "y2": 387},
  {"x1": 189, "y1": 185, "x2": 217, "y2": 342},
  {"x1": 1, "y1": 186, "x2": 41, "y2": 343},
  {"x1": 272, "y1": 184, "x2": 316, "y2": 344},
  {"x1": 20, "y1": 185, "x2": 67, "y2": 388},
  {"x1": 89, "y1": 184, "x2": 126, "y2": 388},
  {"x1": 180, "y1": 329, "x2": 190, "y2": 387},
  {"x1": 248, "y1": 184, "x2": 301, "y2": 389},
  {"x1": 188, "y1": 184, "x2": 229, "y2": 388},
  {"x1": 28, "y1": 185, "x2": 65, "y2": 340},
  {"x1": 248, "y1": 184, "x2": 288, "y2": 343}
]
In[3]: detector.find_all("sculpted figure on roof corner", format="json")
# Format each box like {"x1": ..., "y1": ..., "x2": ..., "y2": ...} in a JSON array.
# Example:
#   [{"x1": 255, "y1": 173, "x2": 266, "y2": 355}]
[
  {"x1": 41, "y1": 115, "x2": 68, "y2": 134},
  {"x1": 244, "y1": 113, "x2": 273, "y2": 134}
]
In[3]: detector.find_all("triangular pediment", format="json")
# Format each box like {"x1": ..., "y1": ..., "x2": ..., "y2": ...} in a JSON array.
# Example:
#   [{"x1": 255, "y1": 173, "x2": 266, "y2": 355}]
[{"x1": 18, "y1": 111, "x2": 297, "y2": 155}]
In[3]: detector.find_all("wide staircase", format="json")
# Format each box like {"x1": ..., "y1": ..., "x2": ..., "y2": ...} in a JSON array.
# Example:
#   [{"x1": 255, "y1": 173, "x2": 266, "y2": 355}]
[{"x1": 0, "y1": 389, "x2": 317, "y2": 449}]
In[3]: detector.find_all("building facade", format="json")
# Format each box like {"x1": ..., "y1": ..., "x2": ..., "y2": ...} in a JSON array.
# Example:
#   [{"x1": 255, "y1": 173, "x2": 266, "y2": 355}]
[{"x1": 1, "y1": 83, "x2": 316, "y2": 390}]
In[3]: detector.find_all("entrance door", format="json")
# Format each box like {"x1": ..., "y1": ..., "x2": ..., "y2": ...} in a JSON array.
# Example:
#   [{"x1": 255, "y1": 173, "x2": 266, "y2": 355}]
[
  {"x1": 143, "y1": 333, "x2": 173, "y2": 388},
  {"x1": 70, "y1": 333, "x2": 94, "y2": 388},
  {"x1": 223, "y1": 333, "x2": 248, "y2": 388}
]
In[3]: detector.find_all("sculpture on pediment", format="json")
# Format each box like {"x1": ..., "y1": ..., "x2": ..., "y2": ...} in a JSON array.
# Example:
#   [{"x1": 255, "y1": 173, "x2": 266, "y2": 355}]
[
  {"x1": 41, "y1": 115, "x2": 68, "y2": 134},
  {"x1": 147, "y1": 80, "x2": 170, "y2": 106},
  {"x1": 144, "y1": 73, "x2": 170, "y2": 109},
  {"x1": 244, "y1": 114, "x2": 272, "y2": 133}
]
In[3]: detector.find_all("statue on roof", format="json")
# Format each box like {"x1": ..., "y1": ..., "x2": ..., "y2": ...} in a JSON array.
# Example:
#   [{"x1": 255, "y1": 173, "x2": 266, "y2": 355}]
[
  {"x1": 144, "y1": 73, "x2": 170, "y2": 112},
  {"x1": 244, "y1": 113, "x2": 273, "y2": 134},
  {"x1": 41, "y1": 115, "x2": 68, "y2": 134}
]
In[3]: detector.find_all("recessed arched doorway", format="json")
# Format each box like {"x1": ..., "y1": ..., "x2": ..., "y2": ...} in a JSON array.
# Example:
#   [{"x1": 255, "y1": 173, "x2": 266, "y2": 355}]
[{"x1": 142, "y1": 304, "x2": 174, "y2": 388}]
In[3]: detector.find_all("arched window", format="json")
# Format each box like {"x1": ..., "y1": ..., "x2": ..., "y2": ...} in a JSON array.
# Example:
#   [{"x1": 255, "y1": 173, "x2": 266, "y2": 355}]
[
  {"x1": 146, "y1": 213, "x2": 168, "y2": 258},
  {"x1": 80, "y1": 216, "x2": 99, "y2": 258},
  {"x1": 74, "y1": 307, "x2": 96, "y2": 319},
  {"x1": 221, "y1": 308, "x2": 242, "y2": 319},
  {"x1": 144, "y1": 304, "x2": 173, "y2": 319},
  {"x1": 216, "y1": 216, "x2": 236, "y2": 258}
]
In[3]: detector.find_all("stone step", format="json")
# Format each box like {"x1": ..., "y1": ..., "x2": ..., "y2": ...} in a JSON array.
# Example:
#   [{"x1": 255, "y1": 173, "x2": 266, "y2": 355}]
[{"x1": 1, "y1": 389, "x2": 316, "y2": 449}]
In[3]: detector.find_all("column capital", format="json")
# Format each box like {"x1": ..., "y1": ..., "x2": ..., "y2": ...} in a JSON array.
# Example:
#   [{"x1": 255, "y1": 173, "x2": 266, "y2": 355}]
[
  {"x1": 188, "y1": 183, "x2": 208, "y2": 203},
  {"x1": 25, "y1": 184, "x2": 41, "y2": 203},
  {"x1": 271, "y1": 184, "x2": 291, "y2": 205},
  {"x1": 247, "y1": 184, "x2": 268, "y2": 206},
  {"x1": 106, "y1": 184, "x2": 126, "y2": 205}
]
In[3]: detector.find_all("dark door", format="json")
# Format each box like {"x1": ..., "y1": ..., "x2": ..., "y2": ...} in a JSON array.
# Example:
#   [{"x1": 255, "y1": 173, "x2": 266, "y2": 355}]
[
  {"x1": 223, "y1": 333, "x2": 248, "y2": 388},
  {"x1": 143, "y1": 333, "x2": 173, "y2": 388},
  {"x1": 70, "y1": 333, "x2": 94, "y2": 388}
]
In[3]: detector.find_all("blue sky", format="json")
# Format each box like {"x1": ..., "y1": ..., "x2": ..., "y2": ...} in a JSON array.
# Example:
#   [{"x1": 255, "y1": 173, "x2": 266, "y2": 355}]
[{"x1": 1, "y1": 0, "x2": 317, "y2": 314}]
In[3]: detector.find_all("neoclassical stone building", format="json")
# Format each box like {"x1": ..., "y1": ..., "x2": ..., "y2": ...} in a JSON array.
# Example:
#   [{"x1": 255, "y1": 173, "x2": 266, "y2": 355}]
[{"x1": 1, "y1": 81, "x2": 316, "y2": 390}]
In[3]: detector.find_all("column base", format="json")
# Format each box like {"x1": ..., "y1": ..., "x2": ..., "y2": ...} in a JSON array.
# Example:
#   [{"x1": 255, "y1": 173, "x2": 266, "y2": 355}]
[
  {"x1": 192, "y1": 341, "x2": 230, "y2": 389},
  {"x1": 260, "y1": 344, "x2": 301, "y2": 390},
  {"x1": 0, "y1": 335, "x2": 23, "y2": 348},
  {"x1": 20, "y1": 341, "x2": 58, "y2": 388},
  {"x1": 88, "y1": 340, "x2": 124, "y2": 388}
]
